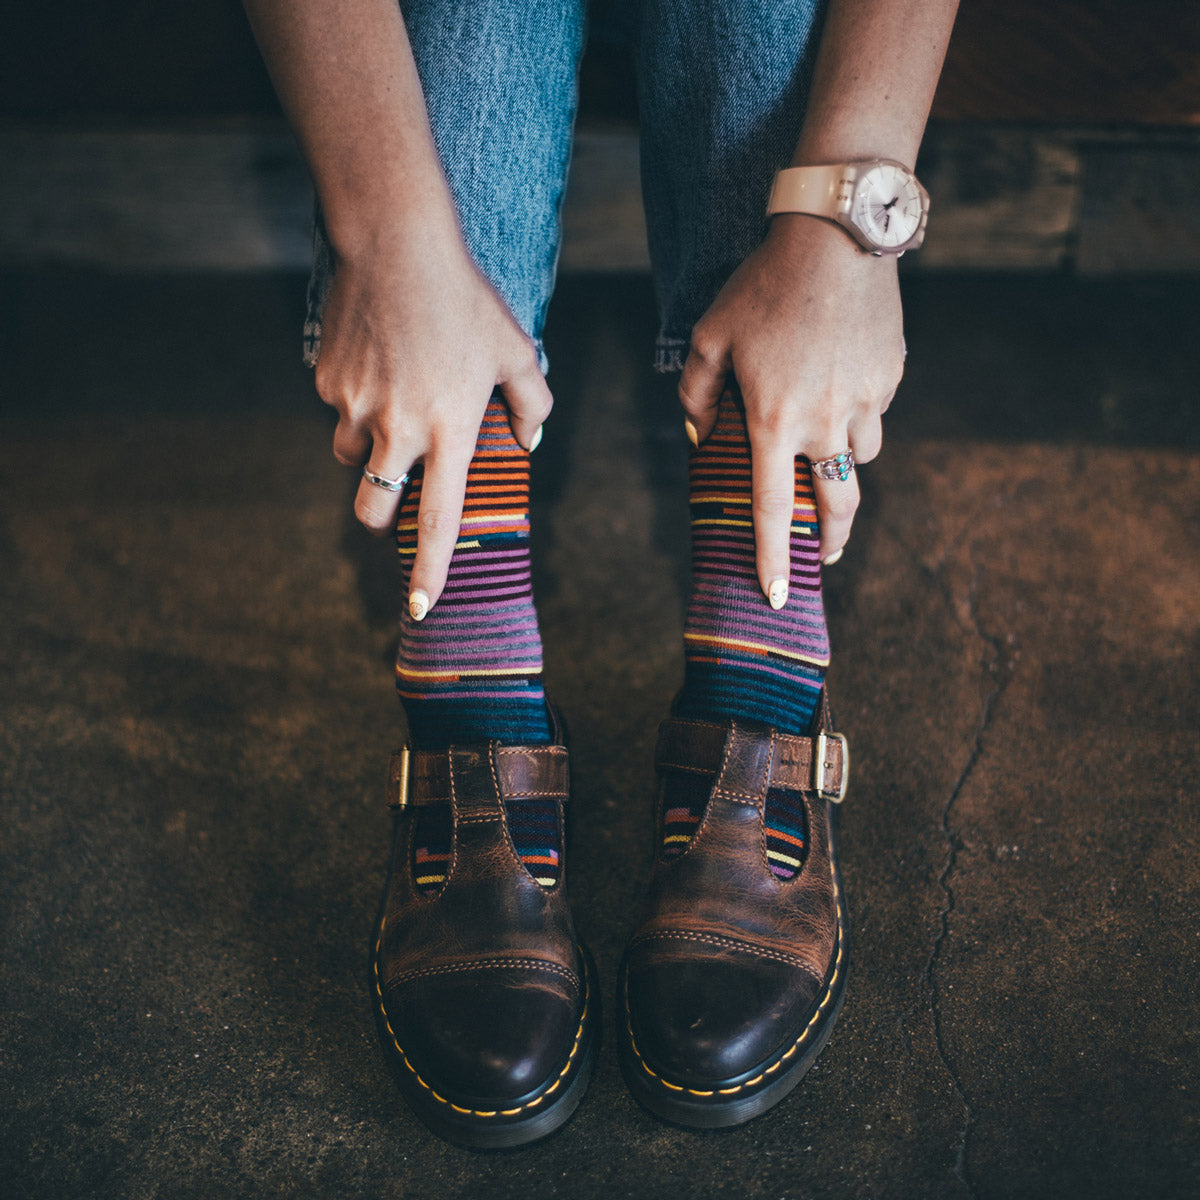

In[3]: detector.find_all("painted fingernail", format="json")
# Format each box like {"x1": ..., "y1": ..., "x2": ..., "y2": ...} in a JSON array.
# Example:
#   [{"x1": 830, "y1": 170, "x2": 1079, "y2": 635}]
[
  {"x1": 684, "y1": 419, "x2": 700, "y2": 448},
  {"x1": 768, "y1": 578, "x2": 788, "y2": 610},
  {"x1": 529, "y1": 424, "x2": 543, "y2": 453},
  {"x1": 408, "y1": 590, "x2": 429, "y2": 622},
  {"x1": 822, "y1": 549, "x2": 844, "y2": 567}
]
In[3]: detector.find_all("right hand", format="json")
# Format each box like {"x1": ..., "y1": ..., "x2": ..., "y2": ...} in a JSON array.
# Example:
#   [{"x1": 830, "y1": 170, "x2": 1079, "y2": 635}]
[{"x1": 314, "y1": 224, "x2": 553, "y2": 618}]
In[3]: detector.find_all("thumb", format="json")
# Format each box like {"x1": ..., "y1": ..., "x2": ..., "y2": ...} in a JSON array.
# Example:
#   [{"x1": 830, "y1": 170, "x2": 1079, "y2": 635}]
[
  {"x1": 679, "y1": 338, "x2": 728, "y2": 447},
  {"x1": 498, "y1": 342, "x2": 554, "y2": 452}
]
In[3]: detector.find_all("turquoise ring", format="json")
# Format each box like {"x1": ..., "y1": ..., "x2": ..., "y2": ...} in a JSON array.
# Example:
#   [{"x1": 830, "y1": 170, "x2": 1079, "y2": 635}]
[{"x1": 811, "y1": 450, "x2": 855, "y2": 483}]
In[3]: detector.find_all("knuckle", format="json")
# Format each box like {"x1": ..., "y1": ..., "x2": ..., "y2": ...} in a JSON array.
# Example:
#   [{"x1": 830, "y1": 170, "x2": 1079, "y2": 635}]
[
  {"x1": 754, "y1": 486, "x2": 796, "y2": 518},
  {"x1": 688, "y1": 328, "x2": 720, "y2": 366},
  {"x1": 313, "y1": 365, "x2": 338, "y2": 408},
  {"x1": 417, "y1": 506, "x2": 459, "y2": 540},
  {"x1": 808, "y1": 420, "x2": 846, "y2": 454},
  {"x1": 677, "y1": 380, "x2": 704, "y2": 415},
  {"x1": 749, "y1": 407, "x2": 790, "y2": 443},
  {"x1": 375, "y1": 411, "x2": 405, "y2": 444},
  {"x1": 331, "y1": 427, "x2": 364, "y2": 466},
  {"x1": 514, "y1": 340, "x2": 543, "y2": 376},
  {"x1": 354, "y1": 500, "x2": 390, "y2": 533},
  {"x1": 825, "y1": 493, "x2": 859, "y2": 520},
  {"x1": 855, "y1": 430, "x2": 883, "y2": 464}
]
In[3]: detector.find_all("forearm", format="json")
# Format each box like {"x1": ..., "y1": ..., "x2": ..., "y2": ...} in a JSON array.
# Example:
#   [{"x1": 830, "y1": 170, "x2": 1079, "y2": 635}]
[
  {"x1": 242, "y1": 0, "x2": 457, "y2": 259},
  {"x1": 794, "y1": 0, "x2": 959, "y2": 166}
]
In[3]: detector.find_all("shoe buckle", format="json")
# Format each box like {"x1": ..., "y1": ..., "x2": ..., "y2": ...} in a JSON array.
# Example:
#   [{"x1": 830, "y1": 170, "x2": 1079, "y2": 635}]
[
  {"x1": 813, "y1": 731, "x2": 849, "y2": 803},
  {"x1": 387, "y1": 747, "x2": 411, "y2": 811}
]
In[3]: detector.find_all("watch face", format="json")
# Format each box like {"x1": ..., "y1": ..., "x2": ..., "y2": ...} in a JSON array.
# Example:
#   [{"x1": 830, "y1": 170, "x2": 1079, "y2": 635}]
[{"x1": 851, "y1": 162, "x2": 925, "y2": 251}]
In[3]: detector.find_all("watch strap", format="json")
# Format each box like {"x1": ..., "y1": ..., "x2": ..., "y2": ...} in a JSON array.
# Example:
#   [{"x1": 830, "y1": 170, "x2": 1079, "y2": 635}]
[{"x1": 766, "y1": 164, "x2": 848, "y2": 219}]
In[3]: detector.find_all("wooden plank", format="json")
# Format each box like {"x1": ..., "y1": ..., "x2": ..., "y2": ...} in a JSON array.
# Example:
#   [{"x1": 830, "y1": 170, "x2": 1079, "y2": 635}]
[
  {"x1": 0, "y1": 127, "x2": 312, "y2": 271},
  {"x1": 1, "y1": 124, "x2": 1197, "y2": 275},
  {"x1": 915, "y1": 128, "x2": 1080, "y2": 270},
  {"x1": 1075, "y1": 143, "x2": 1200, "y2": 273},
  {"x1": 559, "y1": 131, "x2": 649, "y2": 272},
  {"x1": 933, "y1": 1, "x2": 1200, "y2": 125}
]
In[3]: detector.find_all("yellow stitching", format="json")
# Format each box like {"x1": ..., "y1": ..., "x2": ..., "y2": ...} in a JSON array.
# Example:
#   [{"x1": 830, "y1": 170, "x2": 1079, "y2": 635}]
[
  {"x1": 373, "y1": 922, "x2": 590, "y2": 1120},
  {"x1": 624, "y1": 850, "x2": 844, "y2": 1100},
  {"x1": 711, "y1": 790, "x2": 760, "y2": 806},
  {"x1": 629, "y1": 929, "x2": 815, "y2": 973},
  {"x1": 392, "y1": 957, "x2": 580, "y2": 990}
]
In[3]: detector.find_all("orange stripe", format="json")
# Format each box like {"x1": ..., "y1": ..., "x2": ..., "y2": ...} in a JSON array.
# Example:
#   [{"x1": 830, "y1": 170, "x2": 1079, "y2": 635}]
[{"x1": 767, "y1": 828, "x2": 806, "y2": 849}]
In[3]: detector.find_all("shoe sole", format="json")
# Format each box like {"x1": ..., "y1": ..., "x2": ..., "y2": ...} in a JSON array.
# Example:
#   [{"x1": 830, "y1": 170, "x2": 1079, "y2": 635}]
[
  {"x1": 617, "y1": 822, "x2": 848, "y2": 1129},
  {"x1": 372, "y1": 939, "x2": 601, "y2": 1150}
]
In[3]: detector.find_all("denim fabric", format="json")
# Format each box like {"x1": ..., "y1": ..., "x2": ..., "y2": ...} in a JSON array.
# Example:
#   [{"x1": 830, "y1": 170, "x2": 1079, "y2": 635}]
[
  {"x1": 304, "y1": 0, "x2": 586, "y2": 371},
  {"x1": 637, "y1": 0, "x2": 827, "y2": 370},
  {"x1": 303, "y1": 0, "x2": 827, "y2": 374}
]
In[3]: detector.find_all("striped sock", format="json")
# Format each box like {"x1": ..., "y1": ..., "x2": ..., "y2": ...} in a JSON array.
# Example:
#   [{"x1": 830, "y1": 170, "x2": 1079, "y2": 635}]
[
  {"x1": 395, "y1": 396, "x2": 559, "y2": 892},
  {"x1": 665, "y1": 392, "x2": 829, "y2": 879}
]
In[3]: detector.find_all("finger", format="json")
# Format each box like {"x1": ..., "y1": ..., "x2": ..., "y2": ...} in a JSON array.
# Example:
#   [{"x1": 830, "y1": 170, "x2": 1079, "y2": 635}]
[
  {"x1": 679, "y1": 335, "x2": 729, "y2": 447},
  {"x1": 332, "y1": 419, "x2": 371, "y2": 467},
  {"x1": 750, "y1": 436, "x2": 800, "y2": 608},
  {"x1": 355, "y1": 447, "x2": 416, "y2": 538},
  {"x1": 498, "y1": 342, "x2": 554, "y2": 451},
  {"x1": 882, "y1": 339, "x2": 906, "y2": 414},
  {"x1": 848, "y1": 411, "x2": 883, "y2": 465},
  {"x1": 811, "y1": 466, "x2": 861, "y2": 562},
  {"x1": 405, "y1": 445, "x2": 472, "y2": 620}
]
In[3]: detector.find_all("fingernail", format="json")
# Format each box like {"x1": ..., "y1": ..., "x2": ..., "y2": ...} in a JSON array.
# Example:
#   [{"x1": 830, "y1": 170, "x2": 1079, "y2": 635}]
[
  {"x1": 684, "y1": 419, "x2": 699, "y2": 448},
  {"x1": 529, "y1": 424, "x2": 543, "y2": 453},
  {"x1": 822, "y1": 549, "x2": 844, "y2": 567},
  {"x1": 768, "y1": 578, "x2": 788, "y2": 610},
  {"x1": 408, "y1": 590, "x2": 429, "y2": 622}
]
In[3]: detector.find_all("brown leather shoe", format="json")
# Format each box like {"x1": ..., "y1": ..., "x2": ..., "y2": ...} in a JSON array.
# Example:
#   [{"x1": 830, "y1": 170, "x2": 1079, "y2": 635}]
[
  {"x1": 617, "y1": 690, "x2": 849, "y2": 1128},
  {"x1": 372, "y1": 716, "x2": 599, "y2": 1149}
]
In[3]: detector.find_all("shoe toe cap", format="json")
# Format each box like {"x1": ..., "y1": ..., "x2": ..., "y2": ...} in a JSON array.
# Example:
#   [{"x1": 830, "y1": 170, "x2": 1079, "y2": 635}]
[
  {"x1": 387, "y1": 965, "x2": 580, "y2": 1108},
  {"x1": 626, "y1": 951, "x2": 821, "y2": 1088}
]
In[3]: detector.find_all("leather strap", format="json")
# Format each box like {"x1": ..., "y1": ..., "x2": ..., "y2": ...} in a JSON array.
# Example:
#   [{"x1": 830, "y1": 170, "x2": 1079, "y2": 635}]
[
  {"x1": 387, "y1": 743, "x2": 570, "y2": 809},
  {"x1": 766, "y1": 163, "x2": 847, "y2": 219},
  {"x1": 654, "y1": 717, "x2": 848, "y2": 802}
]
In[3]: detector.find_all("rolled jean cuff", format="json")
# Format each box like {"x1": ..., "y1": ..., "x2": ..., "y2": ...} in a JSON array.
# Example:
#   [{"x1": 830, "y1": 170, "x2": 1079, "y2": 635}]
[
  {"x1": 654, "y1": 336, "x2": 689, "y2": 375},
  {"x1": 302, "y1": 317, "x2": 549, "y2": 378}
]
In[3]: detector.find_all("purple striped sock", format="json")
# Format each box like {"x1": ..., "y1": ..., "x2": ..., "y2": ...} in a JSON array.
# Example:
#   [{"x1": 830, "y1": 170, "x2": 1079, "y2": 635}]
[
  {"x1": 666, "y1": 393, "x2": 828, "y2": 878},
  {"x1": 394, "y1": 397, "x2": 557, "y2": 892}
]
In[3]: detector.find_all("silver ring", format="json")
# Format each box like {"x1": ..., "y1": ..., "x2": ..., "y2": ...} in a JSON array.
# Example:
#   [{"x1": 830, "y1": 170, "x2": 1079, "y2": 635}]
[
  {"x1": 811, "y1": 450, "x2": 855, "y2": 482},
  {"x1": 362, "y1": 468, "x2": 409, "y2": 493}
]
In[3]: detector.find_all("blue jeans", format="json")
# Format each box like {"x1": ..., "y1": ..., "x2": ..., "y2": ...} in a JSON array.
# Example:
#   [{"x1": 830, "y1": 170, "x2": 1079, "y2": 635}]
[{"x1": 304, "y1": 0, "x2": 828, "y2": 373}]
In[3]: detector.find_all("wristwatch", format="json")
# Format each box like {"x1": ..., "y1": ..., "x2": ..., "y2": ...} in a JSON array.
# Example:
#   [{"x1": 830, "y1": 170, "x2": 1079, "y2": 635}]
[{"x1": 766, "y1": 159, "x2": 929, "y2": 255}]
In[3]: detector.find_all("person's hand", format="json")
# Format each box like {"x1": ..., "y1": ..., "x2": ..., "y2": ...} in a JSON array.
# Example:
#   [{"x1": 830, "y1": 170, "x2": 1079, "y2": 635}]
[
  {"x1": 313, "y1": 223, "x2": 552, "y2": 618},
  {"x1": 679, "y1": 213, "x2": 906, "y2": 604}
]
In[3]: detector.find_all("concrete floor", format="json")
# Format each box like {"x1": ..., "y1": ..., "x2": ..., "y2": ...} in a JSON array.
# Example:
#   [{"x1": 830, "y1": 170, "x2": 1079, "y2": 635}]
[{"x1": 1, "y1": 269, "x2": 1197, "y2": 1199}]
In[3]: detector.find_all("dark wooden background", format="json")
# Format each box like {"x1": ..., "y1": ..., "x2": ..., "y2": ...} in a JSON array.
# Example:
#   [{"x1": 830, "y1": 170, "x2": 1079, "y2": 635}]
[{"x1": 5, "y1": 1, "x2": 1199, "y2": 125}]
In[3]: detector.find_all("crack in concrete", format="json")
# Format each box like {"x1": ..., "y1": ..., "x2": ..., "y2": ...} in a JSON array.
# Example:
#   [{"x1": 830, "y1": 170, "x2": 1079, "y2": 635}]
[{"x1": 922, "y1": 549, "x2": 1011, "y2": 1200}]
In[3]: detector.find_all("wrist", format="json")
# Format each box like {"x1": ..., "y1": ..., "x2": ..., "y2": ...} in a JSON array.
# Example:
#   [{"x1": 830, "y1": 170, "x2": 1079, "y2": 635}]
[
  {"x1": 316, "y1": 148, "x2": 462, "y2": 266},
  {"x1": 323, "y1": 185, "x2": 463, "y2": 269},
  {"x1": 766, "y1": 211, "x2": 900, "y2": 272}
]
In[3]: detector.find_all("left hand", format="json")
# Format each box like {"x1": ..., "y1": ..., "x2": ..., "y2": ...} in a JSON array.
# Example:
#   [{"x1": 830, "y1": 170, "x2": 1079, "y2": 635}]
[{"x1": 679, "y1": 212, "x2": 906, "y2": 599}]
